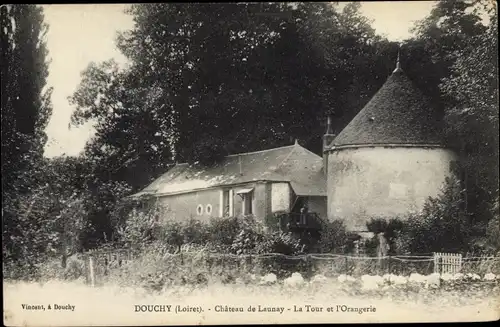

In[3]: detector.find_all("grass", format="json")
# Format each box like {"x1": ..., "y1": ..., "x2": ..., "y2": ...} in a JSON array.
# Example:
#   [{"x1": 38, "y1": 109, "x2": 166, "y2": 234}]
[{"x1": 4, "y1": 247, "x2": 500, "y2": 326}]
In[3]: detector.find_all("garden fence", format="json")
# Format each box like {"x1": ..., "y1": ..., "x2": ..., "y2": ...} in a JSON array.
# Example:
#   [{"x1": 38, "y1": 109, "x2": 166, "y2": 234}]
[
  {"x1": 83, "y1": 249, "x2": 500, "y2": 287},
  {"x1": 433, "y1": 252, "x2": 462, "y2": 274}
]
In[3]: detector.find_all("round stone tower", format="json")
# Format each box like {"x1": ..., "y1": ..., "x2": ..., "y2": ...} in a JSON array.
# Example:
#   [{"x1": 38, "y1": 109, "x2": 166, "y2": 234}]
[{"x1": 323, "y1": 54, "x2": 459, "y2": 232}]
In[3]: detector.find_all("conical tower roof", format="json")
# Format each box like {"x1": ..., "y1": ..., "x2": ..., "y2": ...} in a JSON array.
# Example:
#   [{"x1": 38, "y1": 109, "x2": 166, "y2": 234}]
[{"x1": 331, "y1": 58, "x2": 443, "y2": 148}]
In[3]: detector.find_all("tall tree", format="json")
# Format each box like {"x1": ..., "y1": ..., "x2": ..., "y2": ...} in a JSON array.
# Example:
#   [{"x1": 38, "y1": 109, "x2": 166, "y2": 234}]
[
  {"x1": 402, "y1": 0, "x2": 498, "y2": 250},
  {"x1": 439, "y1": 2, "x2": 498, "y2": 247},
  {"x1": 1, "y1": 5, "x2": 53, "y2": 265},
  {"x1": 403, "y1": 0, "x2": 488, "y2": 116}
]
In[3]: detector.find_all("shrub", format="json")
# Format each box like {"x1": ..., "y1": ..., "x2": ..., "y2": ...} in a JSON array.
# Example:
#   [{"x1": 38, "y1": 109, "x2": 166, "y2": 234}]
[
  {"x1": 115, "y1": 201, "x2": 167, "y2": 246},
  {"x1": 366, "y1": 218, "x2": 388, "y2": 234},
  {"x1": 365, "y1": 217, "x2": 406, "y2": 255},
  {"x1": 230, "y1": 217, "x2": 266, "y2": 255},
  {"x1": 181, "y1": 218, "x2": 209, "y2": 244},
  {"x1": 35, "y1": 254, "x2": 87, "y2": 282},
  {"x1": 264, "y1": 211, "x2": 286, "y2": 232},
  {"x1": 364, "y1": 237, "x2": 379, "y2": 257},
  {"x1": 256, "y1": 231, "x2": 302, "y2": 255},
  {"x1": 206, "y1": 216, "x2": 240, "y2": 248},
  {"x1": 254, "y1": 232, "x2": 304, "y2": 278},
  {"x1": 482, "y1": 212, "x2": 500, "y2": 255},
  {"x1": 316, "y1": 219, "x2": 348, "y2": 253},
  {"x1": 344, "y1": 232, "x2": 362, "y2": 254},
  {"x1": 394, "y1": 177, "x2": 472, "y2": 254},
  {"x1": 162, "y1": 221, "x2": 184, "y2": 252}
]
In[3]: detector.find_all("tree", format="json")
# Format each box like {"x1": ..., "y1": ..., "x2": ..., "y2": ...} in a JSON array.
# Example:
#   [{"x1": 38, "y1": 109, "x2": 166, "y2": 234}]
[
  {"x1": 73, "y1": 3, "x2": 394, "y2": 165},
  {"x1": 404, "y1": 0, "x2": 488, "y2": 113},
  {"x1": 3, "y1": 155, "x2": 92, "y2": 278},
  {"x1": 402, "y1": 0, "x2": 498, "y2": 248},
  {"x1": 1, "y1": 5, "x2": 53, "y2": 267},
  {"x1": 440, "y1": 3, "x2": 498, "y2": 243}
]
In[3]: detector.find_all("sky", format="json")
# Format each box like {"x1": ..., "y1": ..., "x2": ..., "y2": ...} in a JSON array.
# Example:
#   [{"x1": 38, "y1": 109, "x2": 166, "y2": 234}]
[{"x1": 41, "y1": 1, "x2": 437, "y2": 158}]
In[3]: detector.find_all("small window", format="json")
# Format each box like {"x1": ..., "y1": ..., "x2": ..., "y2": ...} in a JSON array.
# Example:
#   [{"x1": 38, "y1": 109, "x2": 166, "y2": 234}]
[
  {"x1": 196, "y1": 204, "x2": 203, "y2": 215},
  {"x1": 206, "y1": 204, "x2": 212, "y2": 215},
  {"x1": 243, "y1": 192, "x2": 253, "y2": 215}
]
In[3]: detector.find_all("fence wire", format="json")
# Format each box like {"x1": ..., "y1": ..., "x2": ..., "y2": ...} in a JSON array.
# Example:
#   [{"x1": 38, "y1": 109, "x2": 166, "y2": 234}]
[{"x1": 83, "y1": 249, "x2": 500, "y2": 286}]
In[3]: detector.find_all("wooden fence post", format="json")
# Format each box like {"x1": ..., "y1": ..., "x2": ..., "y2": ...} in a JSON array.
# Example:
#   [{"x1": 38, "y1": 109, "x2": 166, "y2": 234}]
[
  {"x1": 388, "y1": 255, "x2": 391, "y2": 275},
  {"x1": 84, "y1": 254, "x2": 89, "y2": 285},
  {"x1": 89, "y1": 256, "x2": 95, "y2": 288},
  {"x1": 307, "y1": 255, "x2": 313, "y2": 277}
]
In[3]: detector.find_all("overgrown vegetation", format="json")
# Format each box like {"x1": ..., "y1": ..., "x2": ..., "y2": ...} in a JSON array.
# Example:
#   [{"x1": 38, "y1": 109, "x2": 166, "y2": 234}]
[
  {"x1": 364, "y1": 177, "x2": 500, "y2": 256},
  {"x1": 2, "y1": 1, "x2": 498, "y2": 280}
]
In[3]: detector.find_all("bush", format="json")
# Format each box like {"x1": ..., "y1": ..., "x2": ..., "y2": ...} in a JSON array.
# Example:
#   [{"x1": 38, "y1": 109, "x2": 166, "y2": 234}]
[
  {"x1": 394, "y1": 177, "x2": 472, "y2": 254},
  {"x1": 264, "y1": 211, "x2": 286, "y2": 232},
  {"x1": 206, "y1": 216, "x2": 240, "y2": 248},
  {"x1": 364, "y1": 237, "x2": 379, "y2": 257},
  {"x1": 253, "y1": 232, "x2": 304, "y2": 278},
  {"x1": 230, "y1": 217, "x2": 266, "y2": 255},
  {"x1": 366, "y1": 218, "x2": 388, "y2": 234},
  {"x1": 256, "y1": 231, "x2": 302, "y2": 255},
  {"x1": 162, "y1": 221, "x2": 184, "y2": 252},
  {"x1": 483, "y1": 197, "x2": 500, "y2": 255},
  {"x1": 365, "y1": 217, "x2": 405, "y2": 255},
  {"x1": 344, "y1": 232, "x2": 362, "y2": 254},
  {"x1": 35, "y1": 254, "x2": 87, "y2": 282},
  {"x1": 316, "y1": 219, "x2": 348, "y2": 253},
  {"x1": 181, "y1": 218, "x2": 209, "y2": 244},
  {"x1": 115, "y1": 201, "x2": 167, "y2": 246},
  {"x1": 476, "y1": 211, "x2": 500, "y2": 256}
]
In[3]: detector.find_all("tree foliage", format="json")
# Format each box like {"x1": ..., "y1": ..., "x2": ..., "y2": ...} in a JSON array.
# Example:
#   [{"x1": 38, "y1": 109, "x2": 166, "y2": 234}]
[
  {"x1": 403, "y1": 0, "x2": 488, "y2": 112},
  {"x1": 439, "y1": 2, "x2": 498, "y2": 234},
  {"x1": 402, "y1": 0, "x2": 498, "y2": 246},
  {"x1": 1, "y1": 5, "x2": 53, "y2": 268}
]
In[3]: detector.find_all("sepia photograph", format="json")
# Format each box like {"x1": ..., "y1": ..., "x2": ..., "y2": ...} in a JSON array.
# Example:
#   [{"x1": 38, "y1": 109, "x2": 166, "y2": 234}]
[{"x1": 2, "y1": 1, "x2": 499, "y2": 326}]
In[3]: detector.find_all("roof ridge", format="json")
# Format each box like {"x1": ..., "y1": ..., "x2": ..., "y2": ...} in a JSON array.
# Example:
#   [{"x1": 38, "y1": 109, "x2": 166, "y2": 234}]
[
  {"x1": 226, "y1": 144, "x2": 296, "y2": 158},
  {"x1": 295, "y1": 144, "x2": 323, "y2": 160},
  {"x1": 272, "y1": 143, "x2": 298, "y2": 175},
  {"x1": 165, "y1": 144, "x2": 299, "y2": 166}
]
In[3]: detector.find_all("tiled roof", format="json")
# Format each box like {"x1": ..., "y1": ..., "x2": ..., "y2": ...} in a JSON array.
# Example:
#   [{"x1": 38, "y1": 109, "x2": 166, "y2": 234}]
[
  {"x1": 330, "y1": 69, "x2": 444, "y2": 148},
  {"x1": 128, "y1": 142, "x2": 326, "y2": 198}
]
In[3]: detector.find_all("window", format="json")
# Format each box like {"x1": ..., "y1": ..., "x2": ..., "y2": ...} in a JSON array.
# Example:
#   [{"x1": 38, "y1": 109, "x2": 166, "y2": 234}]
[
  {"x1": 236, "y1": 188, "x2": 254, "y2": 216},
  {"x1": 244, "y1": 193, "x2": 253, "y2": 215},
  {"x1": 222, "y1": 190, "x2": 230, "y2": 217},
  {"x1": 196, "y1": 204, "x2": 203, "y2": 216},
  {"x1": 205, "y1": 204, "x2": 212, "y2": 215}
]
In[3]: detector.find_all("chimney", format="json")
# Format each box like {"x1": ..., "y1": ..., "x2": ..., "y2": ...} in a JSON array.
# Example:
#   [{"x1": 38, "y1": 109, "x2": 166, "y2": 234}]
[{"x1": 323, "y1": 116, "x2": 335, "y2": 175}]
